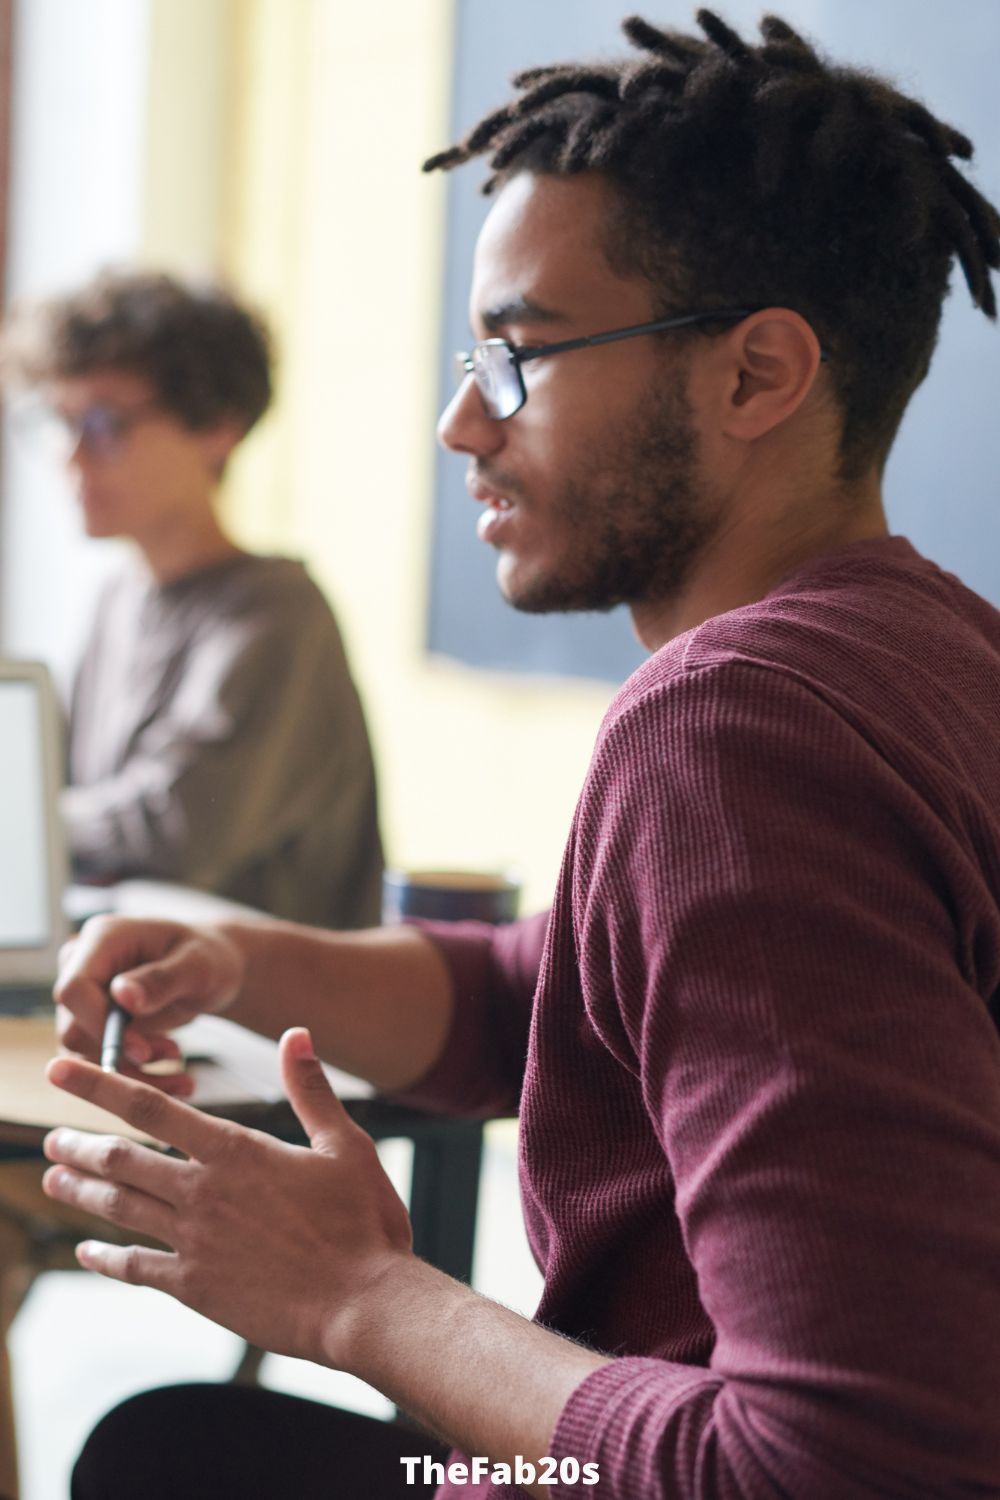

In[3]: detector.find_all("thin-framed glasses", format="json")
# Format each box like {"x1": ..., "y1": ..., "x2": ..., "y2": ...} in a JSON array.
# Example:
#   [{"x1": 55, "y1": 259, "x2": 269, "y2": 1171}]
[
  {"x1": 454, "y1": 308, "x2": 828, "y2": 421},
  {"x1": 9, "y1": 397, "x2": 164, "y2": 462}
]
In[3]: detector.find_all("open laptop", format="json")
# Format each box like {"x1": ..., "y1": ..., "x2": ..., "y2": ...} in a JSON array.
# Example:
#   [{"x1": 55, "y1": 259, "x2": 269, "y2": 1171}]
[{"x1": 0, "y1": 659, "x2": 67, "y2": 1014}]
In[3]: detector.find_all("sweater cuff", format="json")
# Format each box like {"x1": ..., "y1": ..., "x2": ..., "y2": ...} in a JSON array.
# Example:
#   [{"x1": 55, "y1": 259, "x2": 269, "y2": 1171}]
[
  {"x1": 549, "y1": 1358, "x2": 721, "y2": 1500},
  {"x1": 387, "y1": 919, "x2": 511, "y2": 1116}
]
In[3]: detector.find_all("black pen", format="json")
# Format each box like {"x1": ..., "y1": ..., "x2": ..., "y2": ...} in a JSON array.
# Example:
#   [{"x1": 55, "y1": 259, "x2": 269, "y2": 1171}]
[{"x1": 100, "y1": 1000, "x2": 128, "y2": 1073}]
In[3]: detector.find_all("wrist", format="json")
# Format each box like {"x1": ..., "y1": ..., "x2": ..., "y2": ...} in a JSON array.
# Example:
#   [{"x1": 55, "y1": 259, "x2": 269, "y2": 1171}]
[
  {"x1": 322, "y1": 1250, "x2": 458, "y2": 1384},
  {"x1": 208, "y1": 919, "x2": 259, "y2": 1015}
]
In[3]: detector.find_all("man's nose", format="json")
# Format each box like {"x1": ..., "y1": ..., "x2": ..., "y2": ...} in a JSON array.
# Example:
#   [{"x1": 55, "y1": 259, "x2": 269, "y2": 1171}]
[{"x1": 436, "y1": 374, "x2": 505, "y2": 457}]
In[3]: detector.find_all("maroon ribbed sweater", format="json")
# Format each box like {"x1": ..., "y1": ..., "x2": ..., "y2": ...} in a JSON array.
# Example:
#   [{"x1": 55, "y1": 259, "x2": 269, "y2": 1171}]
[{"x1": 404, "y1": 537, "x2": 1000, "y2": 1498}]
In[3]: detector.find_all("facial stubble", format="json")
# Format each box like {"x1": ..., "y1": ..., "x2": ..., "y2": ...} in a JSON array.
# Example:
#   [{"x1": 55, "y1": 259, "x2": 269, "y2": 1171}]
[{"x1": 502, "y1": 370, "x2": 721, "y2": 617}]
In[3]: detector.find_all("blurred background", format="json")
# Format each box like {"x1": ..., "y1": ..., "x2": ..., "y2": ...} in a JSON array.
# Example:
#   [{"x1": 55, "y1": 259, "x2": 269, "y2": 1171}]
[
  {"x1": 0, "y1": 0, "x2": 623, "y2": 924},
  {"x1": 0, "y1": 2, "x2": 998, "y2": 1495},
  {"x1": 2, "y1": 0, "x2": 998, "y2": 918}
]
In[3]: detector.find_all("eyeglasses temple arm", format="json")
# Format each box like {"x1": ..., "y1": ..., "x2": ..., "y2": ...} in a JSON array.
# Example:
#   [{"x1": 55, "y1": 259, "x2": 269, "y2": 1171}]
[{"x1": 515, "y1": 310, "x2": 757, "y2": 366}]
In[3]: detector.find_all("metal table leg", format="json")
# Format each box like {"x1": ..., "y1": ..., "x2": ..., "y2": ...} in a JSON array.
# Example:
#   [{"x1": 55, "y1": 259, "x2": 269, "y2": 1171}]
[{"x1": 407, "y1": 1120, "x2": 484, "y2": 1284}]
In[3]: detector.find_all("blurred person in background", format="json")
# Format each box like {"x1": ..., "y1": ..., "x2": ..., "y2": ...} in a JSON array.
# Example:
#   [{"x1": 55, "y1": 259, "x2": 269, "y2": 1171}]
[
  {"x1": 1, "y1": 269, "x2": 382, "y2": 928},
  {"x1": 0, "y1": 270, "x2": 383, "y2": 1499}
]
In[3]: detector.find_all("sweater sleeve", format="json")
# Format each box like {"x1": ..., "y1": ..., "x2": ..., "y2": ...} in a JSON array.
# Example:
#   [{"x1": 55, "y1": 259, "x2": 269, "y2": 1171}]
[
  {"x1": 62, "y1": 590, "x2": 370, "y2": 901},
  {"x1": 389, "y1": 910, "x2": 549, "y2": 1117},
  {"x1": 550, "y1": 661, "x2": 1000, "y2": 1498}
]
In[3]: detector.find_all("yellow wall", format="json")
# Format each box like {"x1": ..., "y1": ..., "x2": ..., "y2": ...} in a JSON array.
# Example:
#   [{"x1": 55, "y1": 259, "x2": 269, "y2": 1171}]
[
  {"x1": 143, "y1": 0, "x2": 617, "y2": 914},
  {"x1": 139, "y1": 0, "x2": 237, "y2": 272}
]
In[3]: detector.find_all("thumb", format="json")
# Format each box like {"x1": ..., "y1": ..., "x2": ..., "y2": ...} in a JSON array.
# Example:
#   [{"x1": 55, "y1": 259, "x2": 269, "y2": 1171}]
[
  {"x1": 108, "y1": 933, "x2": 222, "y2": 1017},
  {"x1": 279, "y1": 1028, "x2": 354, "y2": 1153},
  {"x1": 109, "y1": 953, "x2": 192, "y2": 1015}
]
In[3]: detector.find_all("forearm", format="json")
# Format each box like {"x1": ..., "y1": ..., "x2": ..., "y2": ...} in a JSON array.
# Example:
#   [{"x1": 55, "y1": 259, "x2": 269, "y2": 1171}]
[
  {"x1": 62, "y1": 779, "x2": 179, "y2": 879},
  {"x1": 216, "y1": 918, "x2": 455, "y2": 1092},
  {"x1": 336, "y1": 1255, "x2": 609, "y2": 1495}
]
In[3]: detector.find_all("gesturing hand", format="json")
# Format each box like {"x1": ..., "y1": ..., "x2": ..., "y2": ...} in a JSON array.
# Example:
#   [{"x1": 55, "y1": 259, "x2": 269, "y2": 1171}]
[{"x1": 41, "y1": 1028, "x2": 414, "y2": 1369}]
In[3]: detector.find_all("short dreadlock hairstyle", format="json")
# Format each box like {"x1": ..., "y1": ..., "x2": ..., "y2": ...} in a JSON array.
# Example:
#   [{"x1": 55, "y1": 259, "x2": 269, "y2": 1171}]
[
  {"x1": 424, "y1": 10, "x2": 1000, "y2": 480},
  {"x1": 0, "y1": 269, "x2": 273, "y2": 435}
]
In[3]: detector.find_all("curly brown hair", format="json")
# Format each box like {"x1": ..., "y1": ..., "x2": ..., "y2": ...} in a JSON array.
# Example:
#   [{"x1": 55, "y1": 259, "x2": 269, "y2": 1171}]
[
  {"x1": 424, "y1": 9, "x2": 1000, "y2": 480},
  {"x1": 0, "y1": 269, "x2": 273, "y2": 434}
]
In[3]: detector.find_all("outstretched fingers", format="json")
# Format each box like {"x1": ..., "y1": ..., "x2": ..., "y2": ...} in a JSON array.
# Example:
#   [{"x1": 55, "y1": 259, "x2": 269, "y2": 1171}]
[
  {"x1": 44, "y1": 1124, "x2": 183, "y2": 1202},
  {"x1": 74, "y1": 1240, "x2": 180, "y2": 1291},
  {"x1": 46, "y1": 1054, "x2": 235, "y2": 1162},
  {"x1": 42, "y1": 1113, "x2": 191, "y2": 1245},
  {"x1": 42, "y1": 1160, "x2": 177, "y2": 1246}
]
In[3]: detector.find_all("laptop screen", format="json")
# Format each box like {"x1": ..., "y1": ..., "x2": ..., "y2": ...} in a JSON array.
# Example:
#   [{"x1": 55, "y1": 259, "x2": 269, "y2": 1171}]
[
  {"x1": 0, "y1": 677, "x2": 51, "y2": 946},
  {"x1": 0, "y1": 661, "x2": 66, "y2": 980}
]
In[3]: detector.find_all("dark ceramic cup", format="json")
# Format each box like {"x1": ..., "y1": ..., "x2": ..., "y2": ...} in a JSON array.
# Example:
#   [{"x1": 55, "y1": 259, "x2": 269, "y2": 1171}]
[{"x1": 381, "y1": 868, "x2": 521, "y2": 925}]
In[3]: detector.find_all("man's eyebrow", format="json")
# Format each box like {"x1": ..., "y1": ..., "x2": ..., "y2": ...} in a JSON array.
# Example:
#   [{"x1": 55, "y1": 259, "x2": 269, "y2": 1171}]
[{"x1": 478, "y1": 296, "x2": 567, "y2": 334}]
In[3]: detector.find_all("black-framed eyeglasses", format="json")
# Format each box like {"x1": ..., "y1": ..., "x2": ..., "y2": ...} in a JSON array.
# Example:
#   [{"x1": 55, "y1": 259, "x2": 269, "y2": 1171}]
[
  {"x1": 10, "y1": 397, "x2": 164, "y2": 462},
  {"x1": 454, "y1": 308, "x2": 828, "y2": 421}
]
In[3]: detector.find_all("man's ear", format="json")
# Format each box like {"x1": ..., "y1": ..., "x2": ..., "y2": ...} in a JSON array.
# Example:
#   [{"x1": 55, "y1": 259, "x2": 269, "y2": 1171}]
[{"x1": 716, "y1": 310, "x2": 824, "y2": 441}]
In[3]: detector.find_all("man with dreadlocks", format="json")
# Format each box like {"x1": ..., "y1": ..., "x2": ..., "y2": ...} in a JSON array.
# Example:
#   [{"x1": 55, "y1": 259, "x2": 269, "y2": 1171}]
[{"x1": 35, "y1": 11, "x2": 1000, "y2": 1500}]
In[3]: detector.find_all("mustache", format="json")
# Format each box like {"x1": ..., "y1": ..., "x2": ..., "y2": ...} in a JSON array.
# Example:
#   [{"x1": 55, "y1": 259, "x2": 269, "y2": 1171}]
[{"x1": 468, "y1": 463, "x2": 525, "y2": 501}]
